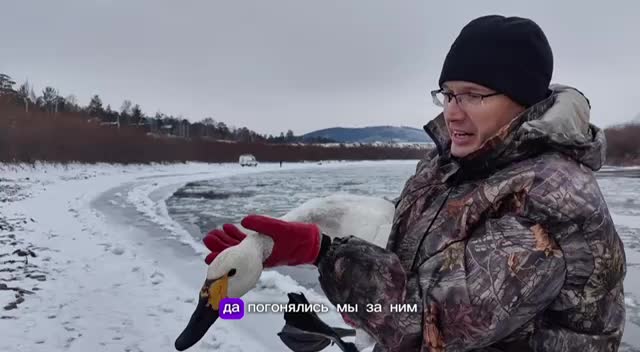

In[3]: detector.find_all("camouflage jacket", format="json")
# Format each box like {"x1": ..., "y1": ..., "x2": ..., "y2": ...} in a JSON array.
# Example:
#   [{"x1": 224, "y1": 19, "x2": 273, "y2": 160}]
[{"x1": 317, "y1": 85, "x2": 626, "y2": 351}]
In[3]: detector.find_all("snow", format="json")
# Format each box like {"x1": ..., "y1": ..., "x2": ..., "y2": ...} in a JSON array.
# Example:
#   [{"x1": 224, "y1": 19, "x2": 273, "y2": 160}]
[
  {"x1": 0, "y1": 291, "x2": 16, "y2": 306},
  {"x1": 0, "y1": 161, "x2": 406, "y2": 352}
]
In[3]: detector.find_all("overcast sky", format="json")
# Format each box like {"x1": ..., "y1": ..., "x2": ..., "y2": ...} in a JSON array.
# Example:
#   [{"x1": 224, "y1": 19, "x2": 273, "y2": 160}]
[{"x1": 2, "y1": 0, "x2": 639, "y2": 135}]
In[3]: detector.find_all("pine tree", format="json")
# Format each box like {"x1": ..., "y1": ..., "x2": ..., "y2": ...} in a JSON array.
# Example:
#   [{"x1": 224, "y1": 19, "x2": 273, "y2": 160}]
[
  {"x1": 88, "y1": 95, "x2": 104, "y2": 117},
  {"x1": 131, "y1": 104, "x2": 143, "y2": 126},
  {"x1": 42, "y1": 86, "x2": 59, "y2": 113}
]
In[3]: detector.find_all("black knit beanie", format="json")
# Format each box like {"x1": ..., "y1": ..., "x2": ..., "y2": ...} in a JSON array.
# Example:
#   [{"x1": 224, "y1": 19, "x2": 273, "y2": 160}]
[{"x1": 438, "y1": 15, "x2": 553, "y2": 107}]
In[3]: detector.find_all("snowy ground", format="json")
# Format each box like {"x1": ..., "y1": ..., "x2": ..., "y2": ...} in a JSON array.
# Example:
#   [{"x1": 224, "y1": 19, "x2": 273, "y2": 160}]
[
  {"x1": 1, "y1": 161, "x2": 639, "y2": 352},
  {"x1": 0, "y1": 161, "x2": 400, "y2": 352}
]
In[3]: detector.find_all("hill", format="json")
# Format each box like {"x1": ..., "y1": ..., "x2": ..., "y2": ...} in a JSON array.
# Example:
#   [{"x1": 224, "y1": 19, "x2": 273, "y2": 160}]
[{"x1": 303, "y1": 126, "x2": 431, "y2": 144}]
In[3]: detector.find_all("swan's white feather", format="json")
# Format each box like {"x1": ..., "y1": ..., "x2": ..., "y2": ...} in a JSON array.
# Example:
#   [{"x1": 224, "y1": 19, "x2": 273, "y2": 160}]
[{"x1": 280, "y1": 194, "x2": 394, "y2": 246}]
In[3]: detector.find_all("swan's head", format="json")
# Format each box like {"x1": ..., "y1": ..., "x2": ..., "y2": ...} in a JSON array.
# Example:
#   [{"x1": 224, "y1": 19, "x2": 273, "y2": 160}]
[{"x1": 175, "y1": 238, "x2": 264, "y2": 350}]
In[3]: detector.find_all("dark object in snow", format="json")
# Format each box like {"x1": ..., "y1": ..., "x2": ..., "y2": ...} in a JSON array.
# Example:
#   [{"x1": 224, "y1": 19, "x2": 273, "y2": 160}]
[
  {"x1": 12, "y1": 249, "x2": 36, "y2": 257},
  {"x1": 278, "y1": 292, "x2": 358, "y2": 352}
]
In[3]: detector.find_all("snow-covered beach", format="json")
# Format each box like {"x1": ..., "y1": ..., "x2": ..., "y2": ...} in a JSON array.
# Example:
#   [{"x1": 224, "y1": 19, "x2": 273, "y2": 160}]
[{"x1": 1, "y1": 161, "x2": 640, "y2": 352}]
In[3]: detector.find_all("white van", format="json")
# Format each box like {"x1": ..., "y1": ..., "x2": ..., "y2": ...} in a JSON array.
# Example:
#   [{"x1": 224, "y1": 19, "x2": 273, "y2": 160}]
[{"x1": 239, "y1": 154, "x2": 258, "y2": 167}]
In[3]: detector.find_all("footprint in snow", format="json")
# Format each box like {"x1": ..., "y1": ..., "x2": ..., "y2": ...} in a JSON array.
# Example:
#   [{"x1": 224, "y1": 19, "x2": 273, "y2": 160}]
[
  {"x1": 124, "y1": 345, "x2": 143, "y2": 352},
  {"x1": 64, "y1": 337, "x2": 76, "y2": 349},
  {"x1": 200, "y1": 340, "x2": 223, "y2": 350},
  {"x1": 98, "y1": 243, "x2": 112, "y2": 251},
  {"x1": 150, "y1": 271, "x2": 164, "y2": 285}
]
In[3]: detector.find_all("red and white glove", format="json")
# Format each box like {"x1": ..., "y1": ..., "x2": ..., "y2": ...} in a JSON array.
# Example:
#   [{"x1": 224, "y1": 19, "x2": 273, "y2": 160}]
[{"x1": 202, "y1": 215, "x2": 325, "y2": 267}]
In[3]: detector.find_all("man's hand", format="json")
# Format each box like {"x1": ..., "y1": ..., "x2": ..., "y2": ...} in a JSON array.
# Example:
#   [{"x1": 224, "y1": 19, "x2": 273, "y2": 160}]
[
  {"x1": 202, "y1": 224, "x2": 247, "y2": 264},
  {"x1": 240, "y1": 215, "x2": 322, "y2": 267},
  {"x1": 202, "y1": 215, "x2": 323, "y2": 267}
]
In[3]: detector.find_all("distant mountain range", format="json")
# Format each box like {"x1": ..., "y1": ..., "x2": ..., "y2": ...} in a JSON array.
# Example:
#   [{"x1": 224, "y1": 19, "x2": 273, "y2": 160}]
[{"x1": 302, "y1": 126, "x2": 432, "y2": 144}]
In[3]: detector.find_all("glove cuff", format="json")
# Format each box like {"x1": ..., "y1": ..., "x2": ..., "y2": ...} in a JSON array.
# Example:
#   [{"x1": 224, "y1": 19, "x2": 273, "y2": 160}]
[{"x1": 299, "y1": 224, "x2": 322, "y2": 265}]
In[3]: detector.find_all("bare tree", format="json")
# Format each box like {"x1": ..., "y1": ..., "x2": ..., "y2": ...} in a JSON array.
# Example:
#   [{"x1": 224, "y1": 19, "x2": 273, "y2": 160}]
[
  {"x1": 180, "y1": 119, "x2": 190, "y2": 138},
  {"x1": 119, "y1": 100, "x2": 133, "y2": 126},
  {"x1": 65, "y1": 94, "x2": 79, "y2": 112},
  {"x1": 29, "y1": 86, "x2": 37, "y2": 104},
  {"x1": 17, "y1": 81, "x2": 32, "y2": 112},
  {"x1": 120, "y1": 99, "x2": 132, "y2": 115},
  {"x1": 199, "y1": 117, "x2": 217, "y2": 137}
]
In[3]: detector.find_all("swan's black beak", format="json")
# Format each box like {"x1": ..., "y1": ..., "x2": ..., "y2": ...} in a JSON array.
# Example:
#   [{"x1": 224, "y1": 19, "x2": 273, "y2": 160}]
[{"x1": 175, "y1": 274, "x2": 229, "y2": 351}]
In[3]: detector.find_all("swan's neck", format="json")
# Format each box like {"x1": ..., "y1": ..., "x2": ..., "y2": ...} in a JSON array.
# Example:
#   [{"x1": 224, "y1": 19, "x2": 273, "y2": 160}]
[{"x1": 238, "y1": 231, "x2": 274, "y2": 263}]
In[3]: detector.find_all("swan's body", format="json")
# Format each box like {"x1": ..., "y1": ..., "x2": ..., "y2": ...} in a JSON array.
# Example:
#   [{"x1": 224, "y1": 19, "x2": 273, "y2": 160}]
[{"x1": 176, "y1": 194, "x2": 395, "y2": 351}]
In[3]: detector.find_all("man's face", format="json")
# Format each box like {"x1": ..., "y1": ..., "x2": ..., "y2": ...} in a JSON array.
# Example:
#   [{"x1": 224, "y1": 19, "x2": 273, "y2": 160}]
[{"x1": 442, "y1": 81, "x2": 525, "y2": 158}]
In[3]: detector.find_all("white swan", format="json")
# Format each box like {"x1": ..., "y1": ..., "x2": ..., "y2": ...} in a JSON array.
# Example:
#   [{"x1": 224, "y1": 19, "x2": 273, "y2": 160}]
[{"x1": 175, "y1": 194, "x2": 395, "y2": 351}]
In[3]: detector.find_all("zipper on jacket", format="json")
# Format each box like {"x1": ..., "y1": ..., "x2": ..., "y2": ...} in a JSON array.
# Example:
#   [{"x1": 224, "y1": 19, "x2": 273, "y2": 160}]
[
  {"x1": 411, "y1": 176, "x2": 458, "y2": 348},
  {"x1": 410, "y1": 185, "x2": 456, "y2": 272}
]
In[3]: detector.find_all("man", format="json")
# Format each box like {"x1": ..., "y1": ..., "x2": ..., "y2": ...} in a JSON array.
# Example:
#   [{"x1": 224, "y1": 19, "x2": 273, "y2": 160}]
[{"x1": 204, "y1": 15, "x2": 626, "y2": 351}]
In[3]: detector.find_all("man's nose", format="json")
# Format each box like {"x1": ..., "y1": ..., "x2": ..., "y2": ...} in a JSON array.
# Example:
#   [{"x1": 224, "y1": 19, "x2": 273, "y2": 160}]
[{"x1": 444, "y1": 98, "x2": 466, "y2": 122}]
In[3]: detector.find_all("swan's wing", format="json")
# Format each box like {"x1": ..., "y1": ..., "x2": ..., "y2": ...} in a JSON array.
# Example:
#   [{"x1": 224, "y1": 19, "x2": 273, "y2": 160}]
[{"x1": 281, "y1": 194, "x2": 395, "y2": 245}]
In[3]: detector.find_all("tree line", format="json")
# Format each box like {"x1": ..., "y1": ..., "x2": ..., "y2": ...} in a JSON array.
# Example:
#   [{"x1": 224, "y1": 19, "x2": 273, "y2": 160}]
[
  {"x1": 603, "y1": 123, "x2": 640, "y2": 165},
  {"x1": 0, "y1": 73, "x2": 332, "y2": 144},
  {"x1": 0, "y1": 73, "x2": 427, "y2": 164}
]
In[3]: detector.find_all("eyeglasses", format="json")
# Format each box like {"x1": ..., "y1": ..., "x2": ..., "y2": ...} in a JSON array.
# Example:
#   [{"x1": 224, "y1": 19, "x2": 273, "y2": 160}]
[{"x1": 430, "y1": 89, "x2": 503, "y2": 109}]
